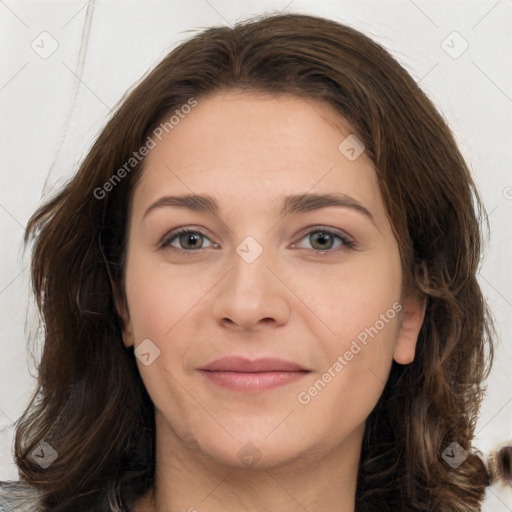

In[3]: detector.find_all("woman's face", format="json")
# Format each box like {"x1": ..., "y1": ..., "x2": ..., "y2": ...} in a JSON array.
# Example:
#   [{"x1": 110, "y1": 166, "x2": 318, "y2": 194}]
[{"x1": 119, "y1": 90, "x2": 425, "y2": 469}]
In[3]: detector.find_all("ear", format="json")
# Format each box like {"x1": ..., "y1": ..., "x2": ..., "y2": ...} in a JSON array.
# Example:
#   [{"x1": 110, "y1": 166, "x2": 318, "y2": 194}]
[
  {"x1": 112, "y1": 281, "x2": 134, "y2": 348},
  {"x1": 393, "y1": 293, "x2": 426, "y2": 365}
]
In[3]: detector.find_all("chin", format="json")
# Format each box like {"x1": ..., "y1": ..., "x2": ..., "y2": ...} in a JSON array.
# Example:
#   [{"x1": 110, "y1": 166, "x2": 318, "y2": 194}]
[{"x1": 198, "y1": 436, "x2": 305, "y2": 470}]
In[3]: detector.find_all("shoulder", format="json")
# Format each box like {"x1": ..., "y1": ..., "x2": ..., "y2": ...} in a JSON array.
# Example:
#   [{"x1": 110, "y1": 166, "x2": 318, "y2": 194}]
[{"x1": 0, "y1": 480, "x2": 43, "y2": 511}]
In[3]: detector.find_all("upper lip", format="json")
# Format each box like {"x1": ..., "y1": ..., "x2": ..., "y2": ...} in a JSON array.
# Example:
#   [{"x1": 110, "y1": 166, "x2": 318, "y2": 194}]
[{"x1": 199, "y1": 356, "x2": 310, "y2": 373}]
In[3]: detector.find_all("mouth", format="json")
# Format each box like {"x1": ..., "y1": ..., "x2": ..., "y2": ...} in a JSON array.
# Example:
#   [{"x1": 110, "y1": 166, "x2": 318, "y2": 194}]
[{"x1": 198, "y1": 356, "x2": 311, "y2": 392}]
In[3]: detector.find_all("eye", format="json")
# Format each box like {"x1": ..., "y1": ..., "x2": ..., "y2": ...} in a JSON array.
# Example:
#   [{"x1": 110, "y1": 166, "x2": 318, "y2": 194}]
[
  {"x1": 291, "y1": 226, "x2": 356, "y2": 254},
  {"x1": 159, "y1": 227, "x2": 217, "y2": 252},
  {"x1": 158, "y1": 226, "x2": 356, "y2": 254}
]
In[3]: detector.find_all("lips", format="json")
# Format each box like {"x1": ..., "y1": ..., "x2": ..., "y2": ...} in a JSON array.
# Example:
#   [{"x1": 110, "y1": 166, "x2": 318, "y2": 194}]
[
  {"x1": 199, "y1": 356, "x2": 310, "y2": 373},
  {"x1": 198, "y1": 356, "x2": 311, "y2": 392}
]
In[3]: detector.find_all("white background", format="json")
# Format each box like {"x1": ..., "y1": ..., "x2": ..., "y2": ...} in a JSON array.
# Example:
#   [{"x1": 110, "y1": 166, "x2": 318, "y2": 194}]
[{"x1": 1, "y1": 0, "x2": 511, "y2": 509}]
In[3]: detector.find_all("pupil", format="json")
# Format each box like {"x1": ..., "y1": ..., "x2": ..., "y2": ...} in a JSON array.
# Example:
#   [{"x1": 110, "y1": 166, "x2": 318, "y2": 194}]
[
  {"x1": 314, "y1": 232, "x2": 331, "y2": 249},
  {"x1": 183, "y1": 233, "x2": 200, "y2": 248}
]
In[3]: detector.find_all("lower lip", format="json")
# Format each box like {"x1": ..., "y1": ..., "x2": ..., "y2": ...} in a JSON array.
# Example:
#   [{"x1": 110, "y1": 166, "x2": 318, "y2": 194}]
[{"x1": 199, "y1": 370, "x2": 309, "y2": 392}]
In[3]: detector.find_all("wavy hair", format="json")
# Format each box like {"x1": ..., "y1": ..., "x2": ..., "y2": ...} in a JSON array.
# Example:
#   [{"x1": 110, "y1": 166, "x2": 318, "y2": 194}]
[{"x1": 14, "y1": 12, "x2": 495, "y2": 512}]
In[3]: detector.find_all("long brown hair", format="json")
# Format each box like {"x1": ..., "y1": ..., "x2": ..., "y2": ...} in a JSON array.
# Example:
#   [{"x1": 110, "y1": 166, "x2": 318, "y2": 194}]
[{"x1": 15, "y1": 12, "x2": 495, "y2": 511}]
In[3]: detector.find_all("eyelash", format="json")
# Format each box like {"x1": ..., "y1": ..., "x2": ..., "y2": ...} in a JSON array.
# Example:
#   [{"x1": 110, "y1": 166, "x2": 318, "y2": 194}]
[{"x1": 158, "y1": 226, "x2": 356, "y2": 255}]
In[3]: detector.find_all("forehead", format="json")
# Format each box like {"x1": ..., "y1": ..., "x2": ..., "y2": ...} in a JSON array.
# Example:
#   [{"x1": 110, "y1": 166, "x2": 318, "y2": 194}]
[
  {"x1": 144, "y1": 90, "x2": 362, "y2": 165},
  {"x1": 132, "y1": 91, "x2": 386, "y2": 226}
]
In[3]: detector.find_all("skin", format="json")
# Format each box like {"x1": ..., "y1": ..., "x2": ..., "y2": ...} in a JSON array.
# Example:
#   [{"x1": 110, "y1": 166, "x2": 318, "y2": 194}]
[{"x1": 117, "y1": 90, "x2": 426, "y2": 512}]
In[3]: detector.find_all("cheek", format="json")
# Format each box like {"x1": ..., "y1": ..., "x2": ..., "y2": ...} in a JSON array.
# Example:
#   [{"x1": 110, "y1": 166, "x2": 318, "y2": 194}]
[
  {"x1": 125, "y1": 271, "x2": 168, "y2": 340},
  {"x1": 306, "y1": 245, "x2": 403, "y2": 396},
  {"x1": 123, "y1": 254, "x2": 213, "y2": 377},
  {"x1": 123, "y1": 256, "x2": 199, "y2": 414},
  {"x1": 304, "y1": 246, "x2": 402, "y2": 340},
  {"x1": 293, "y1": 257, "x2": 399, "y2": 439},
  {"x1": 124, "y1": 252, "x2": 197, "y2": 339}
]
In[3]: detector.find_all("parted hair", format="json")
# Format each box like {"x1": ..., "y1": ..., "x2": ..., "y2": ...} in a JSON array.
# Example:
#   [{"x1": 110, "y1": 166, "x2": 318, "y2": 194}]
[{"x1": 15, "y1": 12, "x2": 495, "y2": 512}]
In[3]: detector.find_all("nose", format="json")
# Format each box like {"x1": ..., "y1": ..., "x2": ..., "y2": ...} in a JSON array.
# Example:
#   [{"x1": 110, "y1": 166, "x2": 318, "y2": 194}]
[{"x1": 211, "y1": 243, "x2": 290, "y2": 332}]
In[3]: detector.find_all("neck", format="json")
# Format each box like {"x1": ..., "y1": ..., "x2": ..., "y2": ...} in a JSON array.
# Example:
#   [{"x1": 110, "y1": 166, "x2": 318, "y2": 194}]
[{"x1": 134, "y1": 412, "x2": 363, "y2": 512}]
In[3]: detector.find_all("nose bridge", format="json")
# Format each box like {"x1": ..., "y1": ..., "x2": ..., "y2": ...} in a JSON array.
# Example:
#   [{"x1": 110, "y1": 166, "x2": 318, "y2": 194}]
[
  {"x1": 230, "y1": 233, "x2": 272, "y2": 300},
  {"x1": 211, "y1": 231, "x2": 289, "y2": 329},
  {"x1": 235, "y1": 234, "x2": 266, "y2": 266}
]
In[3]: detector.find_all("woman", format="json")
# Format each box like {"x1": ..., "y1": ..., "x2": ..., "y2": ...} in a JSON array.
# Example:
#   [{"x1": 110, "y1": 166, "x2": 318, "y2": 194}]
[{"x1": 0, "y1": 11, "x2": 503, "y2": 512}]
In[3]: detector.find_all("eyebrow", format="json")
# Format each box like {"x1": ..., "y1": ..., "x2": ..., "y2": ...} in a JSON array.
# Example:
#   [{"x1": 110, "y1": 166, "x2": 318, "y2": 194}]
[{"x1": 143, "y1": 192, "x2": 378, "y2": 228}]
